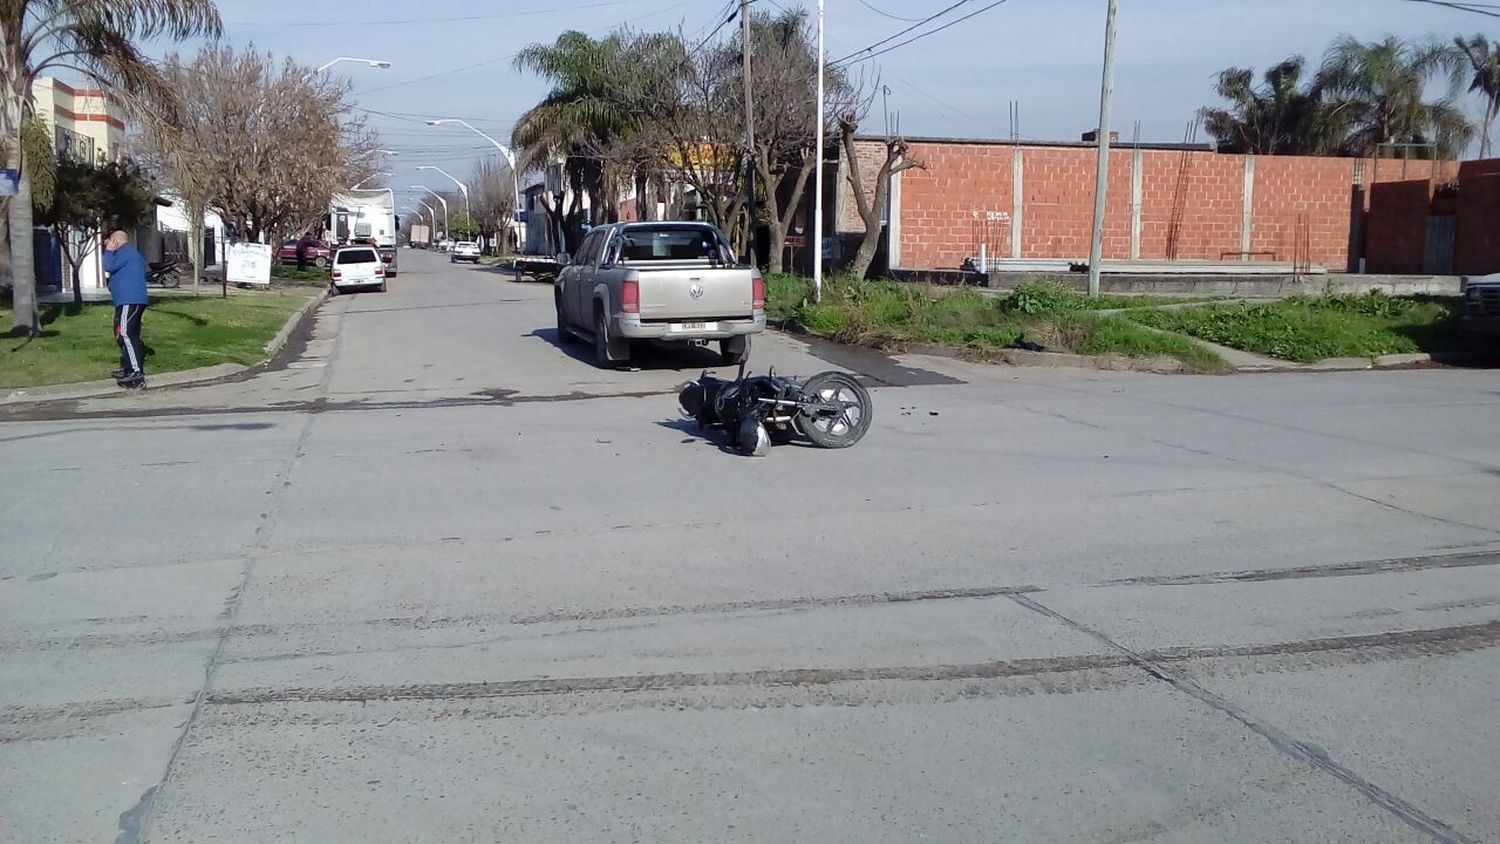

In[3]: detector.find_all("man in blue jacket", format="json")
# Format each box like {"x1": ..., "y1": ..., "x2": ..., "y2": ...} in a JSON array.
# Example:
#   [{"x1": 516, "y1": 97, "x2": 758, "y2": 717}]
[{"x1": 103, "y1": 230, "x2": 149, "y2": 389}]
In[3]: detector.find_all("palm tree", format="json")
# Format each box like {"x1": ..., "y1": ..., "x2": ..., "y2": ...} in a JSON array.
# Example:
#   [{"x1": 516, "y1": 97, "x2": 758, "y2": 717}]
[
  {"x1": 512, "y1": 31, "x2": 644, "y2": 254},
  {"x1": 1200, "y1": 56, "x2": 1341, "y2": 155},
  {"x1": 2, "y1": 0, "x2": 222, "y2": 335},
  {"x1": 1318, "y1": 35, "x2": 1472, "y2": 160},
  {"x1": 1449, "y1": 34, "x2": 1500, "y2": 158}
]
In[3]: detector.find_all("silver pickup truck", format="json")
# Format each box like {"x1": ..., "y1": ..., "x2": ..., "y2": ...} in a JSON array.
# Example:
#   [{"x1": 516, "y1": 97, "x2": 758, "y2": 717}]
[{"x1": 554, "y1": 222, "x2": 765, "y2": 367}]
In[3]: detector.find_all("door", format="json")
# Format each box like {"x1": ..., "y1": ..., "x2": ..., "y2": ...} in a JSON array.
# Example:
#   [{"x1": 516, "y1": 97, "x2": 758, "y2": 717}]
[
  {"x1": 566, "y1": 230, "x2": 602, "y2": 325},
  {"x1": 1423, "y1": 214, "x2": 1456, "y2": 275}
]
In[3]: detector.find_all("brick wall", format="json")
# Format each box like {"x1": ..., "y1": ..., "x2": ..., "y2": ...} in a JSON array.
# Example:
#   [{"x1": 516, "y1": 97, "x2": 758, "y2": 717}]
[
  {"x1": 870, "y1": 137, "x2": 1462, "y2": 273},
  {"x1": 1455, "y1": 159, "x2": 1500, "y2": 275},
  {"x1": 1365, "y1": 179, "x2": 1436, "y2": 274}
]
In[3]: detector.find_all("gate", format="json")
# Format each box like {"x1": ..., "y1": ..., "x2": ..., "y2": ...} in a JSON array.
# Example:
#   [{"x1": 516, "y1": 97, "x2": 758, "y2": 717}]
[{"x1": 1424, "y1": 215, "x2": 1456, "y2": 275}]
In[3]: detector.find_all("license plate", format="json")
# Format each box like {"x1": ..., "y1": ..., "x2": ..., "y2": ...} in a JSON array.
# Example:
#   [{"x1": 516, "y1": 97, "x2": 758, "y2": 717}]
[{"x1": 674, "y1": 321, "x2": 715, "y2": 332}]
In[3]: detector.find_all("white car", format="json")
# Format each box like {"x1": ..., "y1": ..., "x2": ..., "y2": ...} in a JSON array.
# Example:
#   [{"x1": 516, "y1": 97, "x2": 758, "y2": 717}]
[
  {"x1": 437, "y1": 238, "x2": 454, "y2": 252},
  {"x1": 450, "y1": 241, "x2": 482, "y2": 263},
  {"x1": 330, "y1": 245, "x2": 387, "y2": 293}
]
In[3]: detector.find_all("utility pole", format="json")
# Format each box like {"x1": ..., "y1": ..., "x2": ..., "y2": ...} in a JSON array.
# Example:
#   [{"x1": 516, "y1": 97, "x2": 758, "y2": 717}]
[
  {"x1": 740, "y1": 0, "x2": 756, "y2": 262},
  {"x1": 813, "y1": 0, "x2": 826, "y2": 302},
  {"x1": 1086, "y1": 0, "x2": 1119, "y2": 298}
]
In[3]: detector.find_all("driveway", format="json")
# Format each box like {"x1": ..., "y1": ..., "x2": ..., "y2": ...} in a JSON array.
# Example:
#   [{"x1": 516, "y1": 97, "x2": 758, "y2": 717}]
[{"x1": 3, "y1": 248, "x2": 1499, "y2": 843}]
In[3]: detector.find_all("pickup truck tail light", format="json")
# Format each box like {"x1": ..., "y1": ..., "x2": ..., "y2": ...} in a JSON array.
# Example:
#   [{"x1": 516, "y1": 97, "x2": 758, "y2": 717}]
[
  {"x1": 621, "y1": 276, "x2": 640, "y2": 314},
  {"x1": 752, "y1": 272, "x2": 765, "y2": 311},
  {"x1": 332, "y1": 270, "x2": 342, "y2": 279}
]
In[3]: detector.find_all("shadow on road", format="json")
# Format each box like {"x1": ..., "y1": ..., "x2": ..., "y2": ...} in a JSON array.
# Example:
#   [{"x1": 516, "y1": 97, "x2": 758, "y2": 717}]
[{"x1": 525, "y1": 328, "x2": 733, "y2": 373}]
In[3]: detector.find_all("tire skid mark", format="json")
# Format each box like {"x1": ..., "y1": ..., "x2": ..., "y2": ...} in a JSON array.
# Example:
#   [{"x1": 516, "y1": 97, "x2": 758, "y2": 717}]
[
  {"x1": 3, "y1": 620, "x2": 1496, "y2": 742},
  {"x1": 203, "y1": 619, "x2": 1500, "y2": 708}
]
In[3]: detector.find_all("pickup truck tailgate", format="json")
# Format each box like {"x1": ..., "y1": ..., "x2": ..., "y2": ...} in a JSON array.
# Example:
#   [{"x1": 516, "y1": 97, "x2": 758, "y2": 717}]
[{"x1": 637, "y1": 265, "x2": 754, "y2": 320}]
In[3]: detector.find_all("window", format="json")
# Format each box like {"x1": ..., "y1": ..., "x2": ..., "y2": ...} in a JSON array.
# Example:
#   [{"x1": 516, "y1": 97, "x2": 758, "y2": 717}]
[
  {"x1": 575, "y1": 230, "x2": 603, "y2": 264},
  {"x1": 617, "y1": 227, "x2": 726, "y2": 262},
  {"x1": 336, "y1": 249, "x2": 378, "y2": 265}
]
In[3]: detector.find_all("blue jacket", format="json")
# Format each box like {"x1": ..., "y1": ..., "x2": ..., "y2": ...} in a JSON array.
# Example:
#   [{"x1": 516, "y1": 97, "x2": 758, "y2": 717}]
[{"x1": 104, "y1": 243, "x2": 149, "y2": 305}]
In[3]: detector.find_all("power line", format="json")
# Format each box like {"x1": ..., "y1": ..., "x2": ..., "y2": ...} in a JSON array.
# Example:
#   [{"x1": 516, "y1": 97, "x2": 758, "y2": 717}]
[
  {"x1": 841, "y1": 0, "x2": 1015, "y2": 65},
  {"x1": 831, "y1": 0, "x2": 976, "y2": 64},
  {"x1": 351, "y1": 0, "x2": 701, "y2": 95},
  {"x1": 227, "y1": 0, "x2": 662, "y2": 28},
  {"x1": 854, "y1": 0, "x2": 928, "y2": 22},
  {"x1": 1401, "y1": 0, "x2": 1500, "y2": 15}
]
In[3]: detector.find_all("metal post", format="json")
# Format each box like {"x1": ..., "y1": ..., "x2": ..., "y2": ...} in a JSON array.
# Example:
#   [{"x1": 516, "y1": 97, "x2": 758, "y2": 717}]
[
  {"x1": 741, "y1": 0, "x2": 756, "y2": 261},
  {"x1": 1086, "y1": 0, "x2": 1118, "y2": 297},
  {"x1": 812, "y1": 0, "x2": 825, "y2": 302}
]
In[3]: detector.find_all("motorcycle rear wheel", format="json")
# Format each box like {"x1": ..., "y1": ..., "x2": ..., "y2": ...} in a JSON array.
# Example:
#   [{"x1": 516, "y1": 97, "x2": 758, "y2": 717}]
[{"x1": 798, "y1": 371, "x2": 871, "y2": 449}]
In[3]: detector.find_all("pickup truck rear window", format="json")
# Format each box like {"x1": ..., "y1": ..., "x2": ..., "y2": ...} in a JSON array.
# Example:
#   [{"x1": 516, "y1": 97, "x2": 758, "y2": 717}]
[{"x1": 617, "y1": 228, "x2": 725, "y2": 262}]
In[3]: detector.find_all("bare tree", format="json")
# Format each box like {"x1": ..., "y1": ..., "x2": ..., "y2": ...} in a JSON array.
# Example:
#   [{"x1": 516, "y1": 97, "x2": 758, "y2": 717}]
[
  {"x1": 470, "y1": 155, "x2": 516, "y2": 253},
  {"x1": 838, "y1": 110, "x2": 921, "y2": 281},
  {"x1": 723, "y1": 8, "x2": 854, "y2": 272},
  {"x1": 137, "y1": 45, "x2": 378, "y2": 258}
]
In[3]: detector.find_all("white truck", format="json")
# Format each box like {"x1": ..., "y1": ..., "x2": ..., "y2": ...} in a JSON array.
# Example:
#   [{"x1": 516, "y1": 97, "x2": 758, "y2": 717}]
[
  {"x1": 329, "y1": 191, "x2": 398, "y2": 275},
  {"x1": 409, "y1": 223, "x2": 431, "y2": 249}
]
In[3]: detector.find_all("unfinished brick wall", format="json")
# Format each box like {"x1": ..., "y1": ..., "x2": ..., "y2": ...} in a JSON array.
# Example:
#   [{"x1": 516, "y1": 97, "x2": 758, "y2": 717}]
[
  {"x1": 1365, "y1": 179, "x2": 1436, "y2": 275},
  {"x1": 873, "y1": 138, "x2": 1459, "y2": 273},
  {"x1": 1455, "y1": 159, "x2": 1500, "y2": 275}
]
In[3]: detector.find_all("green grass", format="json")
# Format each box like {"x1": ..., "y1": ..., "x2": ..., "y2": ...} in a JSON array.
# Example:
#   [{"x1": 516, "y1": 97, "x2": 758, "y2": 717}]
[
  {"x1": 1, "y1": 290, "x2": 316, "y2": 388},
  {"x1": 271, "y1": 264, "x2": 330, "y2": 282},
  {"x1": 1124, "y1": 292, "x2": 1464, "y2": 362},
  {"x1": 764, "y1": 275, "x2": 1227, "y2": 371}
]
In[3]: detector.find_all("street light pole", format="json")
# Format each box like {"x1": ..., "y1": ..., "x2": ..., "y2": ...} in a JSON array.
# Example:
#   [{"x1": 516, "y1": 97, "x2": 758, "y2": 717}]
[
  {"x1": 417, "y1": 165, "x2": 471, "y2": 218},
  {"x1": 812, "y1": 0, "x2": 825, "y2": 302},
  {"x1": 426, "y1": 118, "x2": 521, "y2": 249},
  {"x1": 411, "y1": 186, "x2": 449, "y2": 239},
  {"x1": 309, "y1": 56, "x2": 393, "y2": 78},
  {"x1": 1086, "y1": 0, "x2": 1119, "y2": 298},
  {"x1": 351, "y1": 171, "x2": 394, "y2": 191}
]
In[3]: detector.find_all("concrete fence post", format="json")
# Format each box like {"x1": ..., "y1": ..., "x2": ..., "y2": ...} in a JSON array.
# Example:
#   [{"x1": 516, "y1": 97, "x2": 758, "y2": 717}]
[
  {"x1": 1241, "y1": 155, "x2": 1256, "y2": 261},
  {"x1": 1130, "y1": 147, "x2": 1143, "y2": 260},
  {"x1": 1011, "y1": 147, "x2": 1024, "y2": 259}
]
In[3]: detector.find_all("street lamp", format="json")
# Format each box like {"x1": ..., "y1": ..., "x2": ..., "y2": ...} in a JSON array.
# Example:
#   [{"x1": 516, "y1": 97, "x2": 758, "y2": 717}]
[
  {"x1": 375, "y1": 149, "x2": 400, "y2": 157},
  {"x1": 425, "y1": 118, "x2": 521, "y2": 225},
  {"x1": 410, "y1": 186, "x2": 449, "y2": 237},
  {"x1": 351, "y1": 171, "x2": 393, "y2": 190},
  {"x1": 310, "y1": 56, "x2": 393, "y2": 78},
  {"x1": 416, "y1": 165, "x2": 470, "y2": 217}
]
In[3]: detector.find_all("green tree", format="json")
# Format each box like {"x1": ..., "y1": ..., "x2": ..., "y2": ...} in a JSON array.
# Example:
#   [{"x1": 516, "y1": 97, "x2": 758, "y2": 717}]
[
  {"x1": 448, "y1": 213, "x2": 481, "y2": 241},
  {"x1": 35, "y1": 157, "x2": 156, "y2": 306},
  {"x1": 1, "y1": 0, "x2": 222, "y2": 335},
  {"x1": 1449, "y1": 34, "x2": 1500, "y2": 159},
  {"x1": 1319, "y1": 35, "x2": 1472, "y2": 159},
  {"x1": 1200, "y1": 57, "x2": 1341, "y2": 155}
]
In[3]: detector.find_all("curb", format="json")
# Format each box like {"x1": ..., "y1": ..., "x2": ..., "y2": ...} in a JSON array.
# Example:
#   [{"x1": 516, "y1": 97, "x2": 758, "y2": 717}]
[
  {"x1": 1, "y1": 290, "x2": 328, "y2": 406},
  {"x1": 769, "y1": 320, "x2": 1194, "y2": 374}
]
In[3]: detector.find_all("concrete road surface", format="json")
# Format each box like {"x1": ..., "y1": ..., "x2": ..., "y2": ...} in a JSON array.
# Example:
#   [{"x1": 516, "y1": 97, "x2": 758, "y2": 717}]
[{"x1": 3, "y1": 249, "x2": 1498, "y2": 843}]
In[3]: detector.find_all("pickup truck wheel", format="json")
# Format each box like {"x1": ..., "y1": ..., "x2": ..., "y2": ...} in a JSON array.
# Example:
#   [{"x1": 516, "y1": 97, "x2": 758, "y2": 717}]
[
  {"x1": 594, "y1": 307, "x2": 630, "y2": 367},
  {"x1": 720, "y1": 335, "x2": 751, "y2": 366},
  {"x1": 555, "y1": 295, "x2": 576, "y2": 343}
]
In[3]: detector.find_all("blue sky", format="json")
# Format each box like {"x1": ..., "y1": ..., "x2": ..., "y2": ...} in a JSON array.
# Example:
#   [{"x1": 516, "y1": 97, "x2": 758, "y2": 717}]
[{"x1": 150, "y1": 0, "x2": 1489, "y2": 205}]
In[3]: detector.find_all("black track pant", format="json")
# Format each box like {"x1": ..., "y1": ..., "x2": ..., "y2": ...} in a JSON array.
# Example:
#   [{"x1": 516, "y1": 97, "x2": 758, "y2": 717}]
[{"x1": 115, "y1": 304, "x2": 146, "y2": 377}]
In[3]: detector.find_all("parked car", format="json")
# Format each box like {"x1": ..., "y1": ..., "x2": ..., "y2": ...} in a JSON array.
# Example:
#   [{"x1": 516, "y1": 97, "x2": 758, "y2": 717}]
[
  {"x1": 330, "y1": 245, "x2": 387, "y2": 293},
  {"x1": 1461, "y1": 273, "x2": 1500, "y2": 358},
  {"x1": 437, "y1": 238, "x2": 454, "y2": 253},
  {"x1": 554, "y1": 221, "x2": 764, "y2": 368},
  {"x1": 450, "y1": 241, "x2": 481, "y2": 263},
  {"x1": 277, "y1": 239, "x2": 333, "y2": 267}
]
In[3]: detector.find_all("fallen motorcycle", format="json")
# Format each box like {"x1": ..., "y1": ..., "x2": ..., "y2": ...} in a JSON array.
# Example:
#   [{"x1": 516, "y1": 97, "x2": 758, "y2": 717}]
[{"x1": 678, "y1": 366, "x2": 873, "y2": 456}]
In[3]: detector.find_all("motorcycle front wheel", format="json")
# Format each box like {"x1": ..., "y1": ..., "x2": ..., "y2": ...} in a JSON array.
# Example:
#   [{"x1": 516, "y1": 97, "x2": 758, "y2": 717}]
[
  {"x1": 160, "y1": 269, "x2": 182, "y2": 289},
  {"x1": 798, "y1": 371, "x2": 872, "y2": 449}
]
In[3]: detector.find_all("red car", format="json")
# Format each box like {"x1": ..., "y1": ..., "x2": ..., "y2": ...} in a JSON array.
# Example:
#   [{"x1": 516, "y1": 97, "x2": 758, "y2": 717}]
[{"x1": 277, "y1": 239, "x2": 333, "y2": 267}]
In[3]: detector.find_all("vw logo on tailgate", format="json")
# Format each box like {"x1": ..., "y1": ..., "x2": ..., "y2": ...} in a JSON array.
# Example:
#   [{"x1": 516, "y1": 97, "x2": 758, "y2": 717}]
[{"x1": 689, "y1": 283, "x2": 704, "y2": 299}]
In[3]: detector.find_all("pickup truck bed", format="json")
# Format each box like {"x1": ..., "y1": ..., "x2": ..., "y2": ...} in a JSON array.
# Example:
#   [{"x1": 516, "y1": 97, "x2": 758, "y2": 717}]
[{"x1": 554, "y1": 222, "x2": 765, "y2": 368}]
